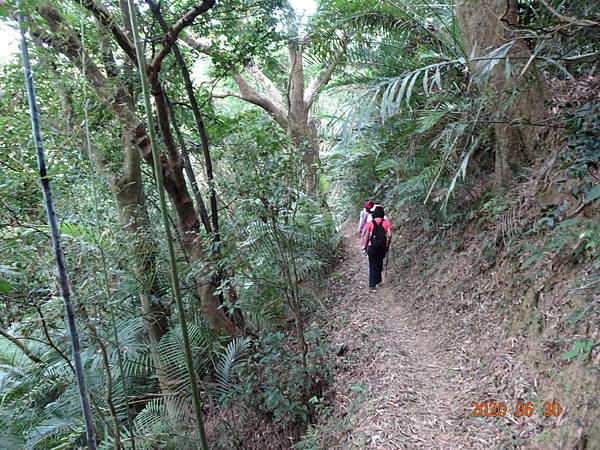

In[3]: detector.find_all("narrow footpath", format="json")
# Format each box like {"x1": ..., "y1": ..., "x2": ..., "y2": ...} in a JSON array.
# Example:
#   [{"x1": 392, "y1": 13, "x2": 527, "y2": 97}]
[{"x1": 312, "y1": 227, "x2": 538, "y2": 449}]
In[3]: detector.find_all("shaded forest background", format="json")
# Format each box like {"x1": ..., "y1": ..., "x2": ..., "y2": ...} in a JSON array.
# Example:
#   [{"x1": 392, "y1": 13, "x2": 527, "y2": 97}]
[{"x1": 0, "y1": 0, "x2": 599, "y2": 448}]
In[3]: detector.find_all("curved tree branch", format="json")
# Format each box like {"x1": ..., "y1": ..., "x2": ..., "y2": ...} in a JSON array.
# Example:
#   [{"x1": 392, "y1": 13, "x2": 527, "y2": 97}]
[
  {"x1": 77, "y1": 0, "x2": 137, "y2": 63},
  {"x1": 304, "y1": 36, "x2": 348, "y2": 108},
  {"x1": 537, "y1": 0, "x2": 599, "y2": 27},
  {"x1": 183, "y1": 34, "x2": 212, "y2": 54},
  {"x1": 185, "y1": 33, "x2": 289, "y2": 126},
  {"x1": 146, "y1": 0, "x2": 218, "y2": 238},
  {"x1": 151, "y1": 0, "x2": 216, "y2": 70},
  {"x1": 0, "y1": 327, "x2": 44, "y2": 364},
  {"x1": 34, "y1": 304, "x2": 76, "y2": 374},
  {"x1": 232, "y1": 74, "x2": 289, "y2": 128},
  {"x1": 246, "y1": 62, "x2": 286, "y2": 111}
]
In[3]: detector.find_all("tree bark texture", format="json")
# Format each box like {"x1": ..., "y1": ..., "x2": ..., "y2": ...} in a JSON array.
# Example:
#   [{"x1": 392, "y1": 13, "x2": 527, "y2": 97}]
[
  {"x1": 50, "y1": 49, "x2": 176, "y2": 407},
  {"x1": 456, "y1": 0, "x2": 547, "y2": 188}
]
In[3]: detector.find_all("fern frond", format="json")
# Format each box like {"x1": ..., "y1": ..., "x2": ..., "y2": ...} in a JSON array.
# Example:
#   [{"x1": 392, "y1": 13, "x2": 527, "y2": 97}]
[{"x1": 214, "y1": 336, "x2": 251, "y2": 402}]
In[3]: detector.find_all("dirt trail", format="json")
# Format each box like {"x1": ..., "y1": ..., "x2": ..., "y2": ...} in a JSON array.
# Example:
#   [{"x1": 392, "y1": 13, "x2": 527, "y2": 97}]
[{"x1": 315, "y1": 229, "x2": 512, "y2": 449}]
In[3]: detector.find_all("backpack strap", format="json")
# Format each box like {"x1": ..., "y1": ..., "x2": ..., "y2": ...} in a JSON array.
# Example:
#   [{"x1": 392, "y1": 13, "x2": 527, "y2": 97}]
[{"x1": 369, "y1": 218, "x2": 381, "y2": 242}]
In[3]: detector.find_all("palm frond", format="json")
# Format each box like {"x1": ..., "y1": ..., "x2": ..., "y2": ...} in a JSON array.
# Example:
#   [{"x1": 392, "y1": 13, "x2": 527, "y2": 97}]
[
  {"x1": 24, "y1": 417, "x2": 78, "y2": 450},
  {"x1": 213, "y1": 336, "x2": 252, "y2": 402},
  {"x1": 442, "y1": 136, "x2": 482, "y2": 213},
  {"x1": 134, "y1": 398, "x2": 167, "y2": 434}
]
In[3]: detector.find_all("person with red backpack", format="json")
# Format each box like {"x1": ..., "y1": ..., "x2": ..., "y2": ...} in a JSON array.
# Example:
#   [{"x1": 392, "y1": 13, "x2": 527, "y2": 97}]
[{"x1": 362, "y1": 205, "x2": 392, "y2": 291}]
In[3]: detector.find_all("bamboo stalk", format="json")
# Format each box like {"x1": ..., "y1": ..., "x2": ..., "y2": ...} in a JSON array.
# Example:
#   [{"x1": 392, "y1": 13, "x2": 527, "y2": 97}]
[
  {"x1": 17, "y1": 4, "x2": 97, "y2": 449},
  {"x1": 126, "y1": 2, "x2": 209, "y2": 448}
]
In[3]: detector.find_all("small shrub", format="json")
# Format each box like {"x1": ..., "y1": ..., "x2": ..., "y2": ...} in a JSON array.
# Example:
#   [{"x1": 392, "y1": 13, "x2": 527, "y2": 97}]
[{"x1": 212, "y1": 327, "x2": 333, "y2": 446}]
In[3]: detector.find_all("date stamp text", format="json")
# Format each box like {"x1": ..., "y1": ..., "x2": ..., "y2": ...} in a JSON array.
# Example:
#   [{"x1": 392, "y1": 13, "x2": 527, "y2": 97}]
[{"x1": 469, "y1": 401, "x2": 562, "y2": 418}]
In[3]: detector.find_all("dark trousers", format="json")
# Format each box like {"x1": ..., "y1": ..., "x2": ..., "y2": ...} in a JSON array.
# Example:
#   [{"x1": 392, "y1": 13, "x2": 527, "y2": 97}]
[{"x1": 367, "y1": 246, "x2": 387, "y2": 288}]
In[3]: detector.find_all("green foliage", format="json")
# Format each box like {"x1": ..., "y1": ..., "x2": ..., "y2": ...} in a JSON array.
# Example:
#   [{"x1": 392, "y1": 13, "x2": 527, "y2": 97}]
[
  {"x1": 506, "y1": 101, "x2": 600, "y2": 276},
  {"x1": 321, "y1": 0, "x2": 486, "y2": 219},
  {"x1": 564, "y1": 101, "x2": 600, "y2": 201},
  {"x1": 2, "y1": 0, "x2": 600, "y2": 448},
  {"x1": 325, "y1": 0, "x2": 600, "y2": 222},
  {"x1": 212, "y1": 113, "x2": 340, "y2": 329},
  {"x1": 515, "y1": 218, "x2": 600, "y2": 270},
  {"x1": 213, "y1": 336, "x2": 252, "y2": 402},
  {"x1": 211, "y1": 327, "x2": 332, "y2": 446},
  {"x1": 562, "y1": 337, "x2": 595, "y2": 362},
  {"x1": 190, "y1": 0, "x2": 285, "y2": 75},
  {"x1": 0, "y1": 339, "x2": 93, "y2": 449},
  {"x1": 476, "y1": 194, "x2": 508, "y2": 228}
]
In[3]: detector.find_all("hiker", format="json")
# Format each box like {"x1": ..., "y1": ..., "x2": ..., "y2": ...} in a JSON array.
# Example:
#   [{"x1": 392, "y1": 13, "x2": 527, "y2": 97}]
[
  {"x1": 357, "y1": 200, "x2": 374, "y2": 237},
  {"x1": 362, "y1": 205, "x2": 392, "y2": 291},
  {"x1": 367, "y1": 202, "x2": 386, "y2": 222},
  {"x1": 360, "y1": 202, "x2": 388, "y2": 241}
]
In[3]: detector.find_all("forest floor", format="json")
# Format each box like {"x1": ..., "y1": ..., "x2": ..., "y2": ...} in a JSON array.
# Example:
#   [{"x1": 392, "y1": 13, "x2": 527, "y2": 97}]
[{"x1": 301, "y1": 224, "x2": 565, "y2": 449}]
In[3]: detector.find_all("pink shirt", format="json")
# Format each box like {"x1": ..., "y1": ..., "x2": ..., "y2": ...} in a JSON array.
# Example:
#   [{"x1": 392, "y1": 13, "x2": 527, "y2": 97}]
[{"x1": 364, "y1": 218, "x2": 392, "y2": 246}]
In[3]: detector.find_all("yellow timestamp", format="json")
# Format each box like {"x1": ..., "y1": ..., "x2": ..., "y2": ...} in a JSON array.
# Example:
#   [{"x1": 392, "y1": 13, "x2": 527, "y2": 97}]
[{"x1": 469, "y1": 401, "x2": 562, "y2": 418}]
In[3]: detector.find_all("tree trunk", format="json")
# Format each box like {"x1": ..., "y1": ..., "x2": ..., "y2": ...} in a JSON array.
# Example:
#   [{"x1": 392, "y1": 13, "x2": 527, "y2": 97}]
[
  {"x1": 47, "y1": 37, "x2": 175, "y2": 410},
  {"x1": 187, "y1": 27, "x2": 347, "y2": 198},
  {"x1": 288, "y1": 40, "x2": 320, "y2": 196},
  {"x1": 47, "y1": 35, "x2": 175, "y2": 406},
  {"x1": 146, "y1": 74, "x2": 238, "y2": 335},
  {"x1": 85, "y1": 126, "x2": 177, "y2": 413},
  {"x1": 456, "y1": 0, "x2": 547, "y2": 188},
  {"x1": 114, "y1": 142, "x2": 171, "y2": 368},
  {"x1": 290, "y1": 118, "x2": 320, "y2": 196}
]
